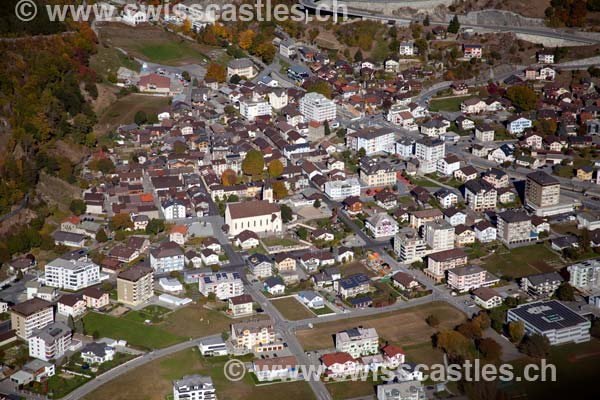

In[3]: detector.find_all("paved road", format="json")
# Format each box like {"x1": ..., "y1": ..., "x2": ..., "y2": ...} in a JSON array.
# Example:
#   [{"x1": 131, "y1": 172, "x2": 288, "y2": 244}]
[
  {"x1": 244, "y1": 282, "x2": 333, "y2": 400},
  {"x1": 299, "y1": 0, "x2": 600, "y2": 44},
  {"x1": 62, "y1": 335, "x2": 221, "y2": 400}
]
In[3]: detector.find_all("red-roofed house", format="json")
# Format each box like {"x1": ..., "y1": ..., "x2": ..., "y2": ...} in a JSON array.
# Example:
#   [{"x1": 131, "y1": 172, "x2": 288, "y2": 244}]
[
  {"x1": 169, "y1": 225, "x2": 189, "y2": 246},
  {"x1": 138, "y1": 73, "x2": 171, "y2": 94},
  {"x1": 320, "y1": 352, "x2": 361, "y2": 377},
  {"x1": 382, "y1": 344, "x2": 406, "y2": 368}
]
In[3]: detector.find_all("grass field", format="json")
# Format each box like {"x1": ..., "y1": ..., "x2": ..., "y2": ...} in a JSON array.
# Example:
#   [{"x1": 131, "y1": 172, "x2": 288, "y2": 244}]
[
  {"x1": 262, "y1": 236, "x2": 299, "y2": 247},
  {"x1": 326, "y1": 380, "x2": 376, "y2": 400},
  {"x1": 157, "y1": 302, "x2": 262, "y2": 338},
  {"x1": 98, "y1": 23, "x2": 217, "y2": 66},
  {"x1": 428, "y1": 95, "x2": 473, "y2": 112},
  {"x1": 90, "y1": 45, "x2": 141, "y2": 79},
  {"x1": 122, "y1": 305, "x2": 171, "y2": 323},
  {"x1": 296, "y1": 302, "x2": 466, "y2": 351},
  {"x1": 96, "y1": 94, "x2": 170, "y2": 135},
  {"x1": 84, "y1": 349, "x2": 316, "y2": 400},
  {"x1": 83, "y1": 312, "x2": 185, "y2": 349},
  {"x1": 271, "y1": 297, "x2": 315, "y2": 320},
  {"x1": 340, "y1": 261, "x2": 376, "y2": 278},
  {"x1": 480, "y1": 244, "x2": 563, "y2": 279}
]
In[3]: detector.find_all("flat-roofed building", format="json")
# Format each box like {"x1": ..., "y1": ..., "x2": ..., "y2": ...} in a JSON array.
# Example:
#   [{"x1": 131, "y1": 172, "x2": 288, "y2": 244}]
[
  {"x1": 10, "y1": 298, "x2": 54, "y2": 339},
  {"x1": 117, "y1": 263, "x2": 154, "y2": 306},
  {"x1": 335, "y1": 327, "x2": 379, "y2": 358},
  {"x1": 506, "y1": 300, "x2": 591, "y2": 345},
  {"x1": 525, "y1": 171, "x2": 560, "y2": 209}
]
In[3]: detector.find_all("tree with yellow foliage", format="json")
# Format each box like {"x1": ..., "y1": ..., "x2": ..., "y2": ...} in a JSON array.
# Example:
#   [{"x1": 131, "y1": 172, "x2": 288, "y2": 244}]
[
  {"x1": 239, "y1": 29, "x2": 255, "y2": 50},
  {"x1": 205, "y1": 63, "x2": 226, "y2": 82}
]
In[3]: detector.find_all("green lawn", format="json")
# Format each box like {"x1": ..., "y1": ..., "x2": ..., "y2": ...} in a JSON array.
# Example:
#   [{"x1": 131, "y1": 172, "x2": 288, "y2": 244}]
[
  {"x1": 135, "y1": 42, "x2": 208, "y2": 65},
  {"x1": 90, "y1": 45, "x2": 141, "y2": 80},
  {"x1": 313, "y1": 305, "x2": 335, "y2": 315},
  {"x1": 122, "y1": 305, "x2": 171, "y2": 323},
  {"x1": 428, "y1": 95, "x2": 473, "y2": 112},
  {"x1": 262, "y1": 237, "x2": 299, "y2": 247},
  {"x1": 480, "y1": 244, "x2": 563, "y2": 279},
  {"x1": 83, "y1": 312, "x2": 185, "y2": 350}
]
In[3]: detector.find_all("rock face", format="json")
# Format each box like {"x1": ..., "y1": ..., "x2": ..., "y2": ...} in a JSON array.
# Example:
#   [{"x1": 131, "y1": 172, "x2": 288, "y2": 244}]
[
  {"x1": 335, "y1": 0, "x2": 455, "y2": 16},
  {"x1": 456, "y1": 10, "x2": 545, "y2": 27}
]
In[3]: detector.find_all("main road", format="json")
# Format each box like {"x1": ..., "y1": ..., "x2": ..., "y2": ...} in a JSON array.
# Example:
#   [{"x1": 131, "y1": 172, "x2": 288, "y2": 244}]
[{"x1": 299, "y1": 0, "x2": 600, "y2": 44}]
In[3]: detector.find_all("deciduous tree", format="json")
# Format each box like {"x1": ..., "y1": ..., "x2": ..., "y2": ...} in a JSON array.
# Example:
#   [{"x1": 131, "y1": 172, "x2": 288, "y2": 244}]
[
  {"x1": 268, "y1": 159, "x2": 283, "y2": 178},
  {"x1": 242, "y1": 149, "x2": 265, "y2": 178}
]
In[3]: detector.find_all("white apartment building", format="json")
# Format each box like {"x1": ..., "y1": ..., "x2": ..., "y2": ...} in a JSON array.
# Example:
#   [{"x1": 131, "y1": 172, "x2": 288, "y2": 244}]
[
  {"x1": 398, "y1": 41, "x2": 415, "y2": 56},
  {"x1": 324, "y1": 178, "x2": 361, "y2": 200},
  {"x1": 424, "y1": 220, "x2": 455, "y2": 252},
  {"x1": 366, "y1": 213, "x2": 400, "y2": 239},
  {"x1": 150, "y1": 241, "x2": 185, "y2": 273},
  {"x1": 415, "y1": 137, "x2": 445, "y2": 174},
  {"x1": 173, "y1": 375, "x2": 216, "y2": 400},
  {"x1": 44, "y1": 257, "x2": 100, "y2": 291},
  {"x1": 507, "y1": 301, "x2": 591, "y2": 345},
  {"x1": 199, "y1": 272, "x2": 244, "y2": 300},
  {"x1": 568, "y1": 258, "x2": 600, "y2": 290},
  {"x1": 225, "y1": 200, "x2": 282, "y2": 237},
  {"x1": 239, "y1": 97, "x2": 272, "y2": 121},
  {"x1": 29, "y1": 322, "x2": 72, "y2": 362},
  {"x1": 335, "y1": 327, "x2": 379, "y2": 358},
  {"x1": 447, "y1": 265, "x2": 497, "y2": 292},
  {"x1": 10, "y1": 298, "x2": 55, "y2": 339},
  {"x1": 299, "y1": 92, "x2": 336, "y2": 122},
  {"x1": 394, "y1": 231, "x2": 428, "y2": 263},
  {"x1": 347, "y1": 127, "x2": 395, "y2": 155}
]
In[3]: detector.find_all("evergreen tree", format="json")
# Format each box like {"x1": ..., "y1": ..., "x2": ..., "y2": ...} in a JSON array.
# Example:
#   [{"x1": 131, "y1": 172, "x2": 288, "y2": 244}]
[{"x1": 448, "y1": 15, "x2": 460, "y2": 34}]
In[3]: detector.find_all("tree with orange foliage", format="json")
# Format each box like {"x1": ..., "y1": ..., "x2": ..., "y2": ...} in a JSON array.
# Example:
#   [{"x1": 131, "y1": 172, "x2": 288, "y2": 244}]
[
  {"x1": 238, "y1": 29, "x2": 255, "y2": 50},
  {"x1": 221, "y1": 169, "x2": 237, "y2": 186},
  {"x1": 182, "y1": 18, "x2": 192, "y2": 34},
  {"x1": 205, "y1": 62, "x2": 226, "y2": 82}
]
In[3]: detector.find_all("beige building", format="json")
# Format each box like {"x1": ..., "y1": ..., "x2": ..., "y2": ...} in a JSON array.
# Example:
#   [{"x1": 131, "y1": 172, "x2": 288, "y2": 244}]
[
  {"x1": 394, "y1": 230, "x2": 428, "y2": 263},
  {"x1": 117, "y1": 263, "x2": 154, "y2": 306},
  {"x1": 424, "y1": 220, "x2": 455, "y2": 251},
  {"x1": 225, "y1": 201, "x2": 282, "y2": 237},
  {"x1": 525, "y1": 171, "x2": 560, "y2": 208},
  {"x1": 10, "y1": 298, "x2": 54, "y2": 339},
  {"x1": 464, "y1": 179, "x2": 497, "y2": 212},
  {"x1": 359, "y1": 159, "x2": 397, "y2": 187},
  {"x1": 497, "y1": 210, "x2": 532, "y2": 245},
  {"x1": 425, "y1": 248, "x2": 468, "y2": 282},
  {"x1": 230, "y1": 319, "x2": 282, "y2": 352},
  {"x1": 228, "y1": 294, "x2": 254, "y2": 317},
  {"x1": 274, "y1": 254, "x2": 296, "y2": 272}
]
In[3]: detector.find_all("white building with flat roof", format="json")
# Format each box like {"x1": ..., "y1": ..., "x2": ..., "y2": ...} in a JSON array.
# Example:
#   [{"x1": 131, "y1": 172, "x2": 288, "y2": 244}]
[
  {"x1": 568, "y1": 258, "x2": 600, "y2": 290},
  {"x1": 299, "y1": 92, "x2": 336, "y2": 122},
  {"x1": 324, "y1": 178, "x2": 361, "y2": 200},
  {"x1": 173, "y1": 375, "x2": 216, "y2": 400},
  {"x1": 199, "y1": 272, "x2": 244, "y2": 300},
  {"x1": 29, "y1": 322, "x2": 72, "y2": 361},
  {"x1": 335, "y1": 327, "x2": 379, "y2": 358},
  {"x1": 44, "y1": 257, "x2": 100, "y2": 291},
  {"x1": 506, "y1": 300, "x2": 591, "y2": 345}
]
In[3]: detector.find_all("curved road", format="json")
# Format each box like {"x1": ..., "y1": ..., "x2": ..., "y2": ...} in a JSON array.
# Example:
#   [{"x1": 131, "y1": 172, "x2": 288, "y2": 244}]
[
  {"x1": 62, "y1": 335, "x2": 221, "y2": 400},
  {"x1": 299, "y1": 0, "x2": 600, "y2": 44}
]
